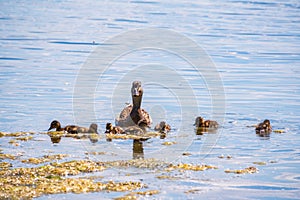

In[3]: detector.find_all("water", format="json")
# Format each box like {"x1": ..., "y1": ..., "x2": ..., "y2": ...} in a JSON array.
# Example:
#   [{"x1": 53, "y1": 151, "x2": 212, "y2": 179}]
[{"x1": 1, "y1": 0, "x2": 300, "y2": 199}]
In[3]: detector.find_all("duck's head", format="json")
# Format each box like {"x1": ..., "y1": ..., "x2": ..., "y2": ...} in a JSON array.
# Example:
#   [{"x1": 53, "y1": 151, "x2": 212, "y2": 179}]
[
  {"x1": 105, "y1": 123, "x2": 113, "y2": 133},
  {"x1": 89, "y1": 123, "x2": 98, "y2": 133},
  {"x1": 263, "y1": 119, "x2": 270, "y2": 126},
  {"x1": 48, "y1": 120, "x2": 61, "y2": 131},
  {"x1": 159, "y1": 121, "x2": 166, "y2": 127},
  {"x1": 131, "y1": 81, "x2": 143, "y2": 97},
  {"x1": 194, "y1": 116, "x2": 204, "y2": 126}
]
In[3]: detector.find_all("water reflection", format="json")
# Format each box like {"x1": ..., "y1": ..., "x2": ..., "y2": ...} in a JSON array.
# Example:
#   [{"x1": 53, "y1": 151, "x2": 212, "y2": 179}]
[
  {"x1": 256, "y1": 132, "x2": 271, "y2": 140},
  {"x1": 48, "y1": 133, "x2": 62, "y2": 144},
  {"x1": 132, "y1": 139, "x2": 144, "y2": 159},
  {"x1": 195, "y1": 127, "x2": 218, "y2": 135}
]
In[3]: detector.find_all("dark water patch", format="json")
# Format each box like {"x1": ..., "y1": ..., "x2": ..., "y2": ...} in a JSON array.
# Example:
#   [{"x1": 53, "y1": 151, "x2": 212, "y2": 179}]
[
  {"x1": 234, "y1": 185, "x2": 297, "y2": 191},
  {"x1": 271, "y1": 149, "x2": 295, "y2": 153},
  {"x1": 88, "y1": 18, "x2": 107, "y2": 21},
  {"x1": 49, "y1": 41, "x2": 98, "y2": 45},
  {"x1": 62, "y1": 50, "x2": 91, "y2": 54},
  {"x1": 0, "y1": 17, "x2": 12, "y2": 20},
  {"x1": 114, "y1": 18, "x2": 148, "y2": 24},
  {"x1": 21, "y1": 47, "x2": 44, "y2": 51},
  {"x1": 131, "y1": 1, "x2": 159, "y2": 4},
  {"x1": 0, "y1": 57, "x2": 26, "y2": 61},
  {"x1": 148, "y1": 12, "x2": 168, "y2": 15}
]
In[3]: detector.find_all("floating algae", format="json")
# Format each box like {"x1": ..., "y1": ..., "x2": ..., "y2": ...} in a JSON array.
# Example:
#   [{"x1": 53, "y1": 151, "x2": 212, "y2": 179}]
[
  {"x1": 162, "y1": 141, "x2": 177, "y2": 146},
  {"x1": 253, "y1": 161, "x2": 267, "y2": 166},
  {"x1": 0, "y1": 131, "x2": 34, "y2": 137},
  {"x1": 273, "y1": 129, "x2": 286, "y2": 133},
  {"x1": 115, "y1": 190, "x2": 160, "y2": 200},
  {"x1": 0, "y1": 153, "x2": 16, "y2": 160},
  {"x1": 165, "y1": 163, "x2": 218, "y2": 172},
  {"x1": 21, "y1": 154, "x2": 68, "y2": 164},
  {"x1": 15, "y1": 135, "x2": 33, "y2": 141},
  {"x1": 224, "y1": 166, "x2": 258, "y2": 174},
  {"x1": 0, "y1": 162, "x2": 12, "y2": 169},
  {"x1": 0, "y1": 159, "x2": 144, "y2": 199}
]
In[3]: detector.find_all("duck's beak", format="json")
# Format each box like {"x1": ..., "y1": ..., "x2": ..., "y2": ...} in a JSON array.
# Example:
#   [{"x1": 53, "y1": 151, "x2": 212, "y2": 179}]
[
  {"x1": 132, "y1": 88, "x2": 140, "y2": 97},
  {"x1": 48, "y1": 127, "x2": 52, "y2": 131}
]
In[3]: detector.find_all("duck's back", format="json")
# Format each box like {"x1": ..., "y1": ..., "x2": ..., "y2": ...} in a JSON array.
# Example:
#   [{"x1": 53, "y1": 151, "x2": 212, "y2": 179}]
[{"x1": 115, "y1": 104, "x2": 152, "y2": 127}]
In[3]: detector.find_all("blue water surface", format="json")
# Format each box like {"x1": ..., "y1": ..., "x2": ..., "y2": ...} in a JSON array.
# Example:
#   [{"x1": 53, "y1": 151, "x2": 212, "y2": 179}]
[{"x1": 0, "y1": 0, "x2": 299, "y2": 199}]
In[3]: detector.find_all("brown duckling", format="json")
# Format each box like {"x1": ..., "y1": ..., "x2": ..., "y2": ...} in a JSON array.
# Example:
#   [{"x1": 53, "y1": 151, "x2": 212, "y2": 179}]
[
  {"x1": 255, "y1": 119, "x2": 272, "y2": 134},
  {"x1": 48, "y1": 120, "x2": 97, "y2": 134},
  {"x1": 115, "y1": 81, "x2": 152, "y2": 129},
  {"x1": 105, "y1": 123, "x2": 125, "y2": 134},
  {"x1": 194, "y1": 116, "x2": 219, "y2": 128},
  {"x1": 154, "y1": 121, "x2": 171, "y2": 133}
]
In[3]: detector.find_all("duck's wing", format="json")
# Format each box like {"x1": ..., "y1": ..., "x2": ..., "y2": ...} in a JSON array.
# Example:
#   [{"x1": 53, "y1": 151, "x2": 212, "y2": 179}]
[
  {"x1": 77, "y1": 127, "x2": 89, "y2": 133},
  {"x1": 115, "y1": 104, "x2": 135, "y2": 127},
  {"x1": 208, "y1": 120, "x2": 219, "y2": 128},
  {"x1": 65, "y1": 125, "x2": 79, "y2": 134}
]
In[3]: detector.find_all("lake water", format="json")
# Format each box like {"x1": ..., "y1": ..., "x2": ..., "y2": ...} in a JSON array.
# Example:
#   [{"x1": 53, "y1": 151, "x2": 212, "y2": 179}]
[{"x1": 0, "y1": 0, "x2": 299, "y2": 199}]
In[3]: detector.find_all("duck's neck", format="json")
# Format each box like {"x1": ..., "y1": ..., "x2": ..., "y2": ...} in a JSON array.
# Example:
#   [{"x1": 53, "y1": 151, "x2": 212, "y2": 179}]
[
  {"x1": 132, "y1": 95, "x2": 142, "y2": 111},
  {"x1": 130, "y1": 95, "x2": 142, "y2": 125}
]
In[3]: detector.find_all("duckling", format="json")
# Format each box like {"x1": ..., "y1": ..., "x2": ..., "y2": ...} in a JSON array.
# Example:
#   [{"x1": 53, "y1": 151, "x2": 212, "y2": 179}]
[
  {"x1": 48, "y1": 120, "x2": 97, "y2": 134},
  {"x1": 88, "y1": 123, "x2": 98, "y2": 134},
  {"x1": 194, "y1": 116, "x2": 219, "y2": 128},
  {"x1": 105, "y1": 123, "x2": 124, "y2": 134},
  {"x1": 255, "y1": 119, "x2": 272, "y2": 134},
  {"x1": 115, "y1": 81, "x2": 152, "y2": 129},
  {"x1": 154, "y1": 121, "x2": 171, "y2": 133}
]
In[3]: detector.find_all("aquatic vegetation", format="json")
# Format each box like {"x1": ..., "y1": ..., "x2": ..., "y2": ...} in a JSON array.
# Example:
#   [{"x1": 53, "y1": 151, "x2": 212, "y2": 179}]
[
  {"x1": 156, "y1": 175, "x2": 181, "y2": 180},
  {"x1": 162, "y1": 141, "x2": 177, "y2": 146},
  {"x1": 0, "y1": 159, "x2": 144, "y2": 199},
  {"x1": 106, "y1": 133, "x2": 151, "y2": 140},
  {"x1": 84, "y1": 151, "x2": 106, "y2": 155},
  {"x1": 165, "y1": 163, "x2": 218, "y2": 171},
  {"x1": 0, "y1": 131, "x2": 34, "y2": 137},
  {"x1": 15, "y1": 135, "x2": 33, "y2": 141},
  {"x1": 253, "y1": 161, "x2": 267, "y2": 165},
  {"x1": 273, "y1": 129, "x2": 285, "y2": 133},
  {"x1": 0, "y1": 162, "x2": 12, "y2": 169},
  {"x1": 218, "y1": 155, "x2": 232, "y2": 159},
  {"x1": 21, "y1": 154, "x2": 68, "y2": 164},
  {"x1": 100, "y1": 158, "x2": 167, "y2": 170},
  {"x1": 185, "y1": 189, "x2": 202, "y2": 194},
  {"x1": 0, "y1": 153, "x2": 16, "y2": 160},
  {"x1": 224, "y1": 166, "x2": 258, "y2": 174},
  {"x1": 114, "y1": 190, "x2": 160, "y2": 200}
]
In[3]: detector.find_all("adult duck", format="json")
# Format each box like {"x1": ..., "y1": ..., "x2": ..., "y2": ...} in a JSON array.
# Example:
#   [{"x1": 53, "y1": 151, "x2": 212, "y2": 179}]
[
  {"x1": 194, "y1": 116, "x2": 219, "y2": 128},
  {"x1": 115, "y1": 81, "x2": 152, "y2": 129},
  {"x1": 48, "y1": 120, "x2": 98, "y2": 134}
]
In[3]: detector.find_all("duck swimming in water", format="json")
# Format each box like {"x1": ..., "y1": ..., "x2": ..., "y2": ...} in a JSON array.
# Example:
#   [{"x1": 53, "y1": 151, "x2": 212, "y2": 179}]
[
  {"x1": 194, "y1": 116, "x2": 219, "y2": 128},
  {"x1": 255, "y1": 119, "x2": 272, "y2": 135},
  {"x1": 105, "y1": 122, "x2": 125, "y2": 134},
  {"x1": 154, "y1": 121, "x2": 171, "y2": 133},
  {"x1": 48, "y1": 120, "x2": 98, "y2": 134},
  {"x1": 115, "y1": 81, "x2": 152, "y2": 129}
]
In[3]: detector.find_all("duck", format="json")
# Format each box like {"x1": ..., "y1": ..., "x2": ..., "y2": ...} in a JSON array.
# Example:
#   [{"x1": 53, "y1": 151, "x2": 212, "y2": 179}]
[
  {"x1": 48, "y1": 120, "x2": 98, "y2": 134},
  {"x1": 154, "y1": 121, "x2": 171, "y2": 133},
  {"x1": 194, "y1": 116, "x2": 219, "y2": 128},
  {"x1": 115, "y1": 81, "x2": 152, "y2": 129},
  {"x1": 105, "y1": 122, "x2": 124, "y2": 134},
  {"x1": 255, "y1": 119, "x2": 272, "y2": 134}
]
